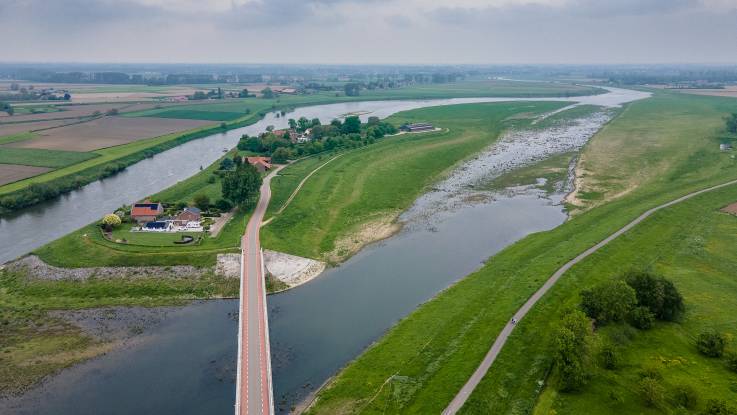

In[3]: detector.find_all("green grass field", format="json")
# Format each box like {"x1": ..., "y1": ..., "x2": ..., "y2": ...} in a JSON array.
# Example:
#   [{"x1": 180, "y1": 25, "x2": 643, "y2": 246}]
[
  {"x1": 140, "y1": 109, "x2": 246, "y2": 121},
  {"x1": 0, "y1": 132, "x2": 37, "y2": 146},
  {"x1": 108, "y1": 228, "x2": 202, "y2": 247},
  {"x1": 306, "y1": 91, "x2": 737, "y2": 414},
  {"x1": 261, "y1": 101, "x2": 569, "y2": 261},
  {"x1": 0, "y1": 147, "x2": 98, "y2": 168}
]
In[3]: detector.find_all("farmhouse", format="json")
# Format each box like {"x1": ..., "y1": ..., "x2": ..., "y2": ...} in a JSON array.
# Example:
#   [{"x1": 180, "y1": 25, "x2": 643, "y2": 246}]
[
  {"x1": 246, "y1": 156, "x2": 272, "y2": 173},
  {"x1": 272, "y1": 129, "x2": 300, "y2": 143},
  {"x1": 401, "y1": 123, "x2": 435, "y2": 133},
  {"x1": 173, "y1": 207, "x2": 201, "y2": 224},
  {"x1": 131, "y1": 200, "x2": 163, "y2": 223}
]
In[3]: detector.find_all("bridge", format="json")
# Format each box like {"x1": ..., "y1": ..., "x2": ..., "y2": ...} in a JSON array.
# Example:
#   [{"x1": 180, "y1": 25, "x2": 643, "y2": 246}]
[{"x1": 235, "y1": 168, "x2": 282, "y2": 415}]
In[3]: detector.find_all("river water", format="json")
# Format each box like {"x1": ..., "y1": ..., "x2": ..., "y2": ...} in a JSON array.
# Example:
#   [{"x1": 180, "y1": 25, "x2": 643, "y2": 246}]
[{"x1": 0, "y1": 88, "x2": 650, "y2": 414}]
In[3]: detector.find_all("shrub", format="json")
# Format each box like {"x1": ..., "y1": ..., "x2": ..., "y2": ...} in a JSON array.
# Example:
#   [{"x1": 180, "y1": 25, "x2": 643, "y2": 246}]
[
  {"x1": 630, "y1": 306, "x2": 655, "y2": 330},
  {"x1": 580, "y1": 280, "x2": 637, "y2": 325},
  {"x1": 625, "y1": 271, "x2": 685, "y2": 321},
  {"x1": 696, "y1": 331, "x2": 727, "y2": 358},
  {"x1": 193, "y1": 194, "x2": 211, "y2": 211},
  {"x1": 639, "y1": 376, "x2": 665, "y2": 407},
  {"x1": 599, "y1": 343, "x2": 620, "y2": 370},
  {"x1": 673, "y1": 384, "x2": 699, "y2": 409},
  {"x1": 215, "y1": 198, "x2": 233, "y2": 212},
  {"x1": 702, "y1": 399, "x2": 735, "y2": 415},
  {"x1": 725, "y1": 351, "x2": 737, "y2": 373},
  {"x1": 101, "y1": 213, "x2": 121, "y2": 231}
]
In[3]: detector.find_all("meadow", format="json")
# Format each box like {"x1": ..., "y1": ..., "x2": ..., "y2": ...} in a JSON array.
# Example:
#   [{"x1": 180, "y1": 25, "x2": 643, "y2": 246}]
[
  {"x1": 0, "y1": 147, "x2": 97, "y2": 168},
  {"x1": 306, "y1": 91, "x2": 737, "y2": 414},
  {"x1": 260, "y1": 101, "x2": 568, "y2": 261}
]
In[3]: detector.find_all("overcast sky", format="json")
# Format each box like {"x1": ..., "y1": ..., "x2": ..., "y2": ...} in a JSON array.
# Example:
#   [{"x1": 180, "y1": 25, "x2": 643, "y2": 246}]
[{"x1": 1, "y1": 0, "x2": 737, "y2": 64}]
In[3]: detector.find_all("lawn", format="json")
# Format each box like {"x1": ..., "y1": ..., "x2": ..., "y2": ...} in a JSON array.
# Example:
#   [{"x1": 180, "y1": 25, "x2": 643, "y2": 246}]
[
  {"x1": 0, "y1": 147, "x2": 98, "y2": 168},
  {"x1": 261, "y1": 101, "x2": 569, "y2": 261},
  {"x1": 109, "y1": 228, "x2": 202, "y2": 247},
  {"x1": 306, "y1": 91, "x2": 737, "y2": 414}
]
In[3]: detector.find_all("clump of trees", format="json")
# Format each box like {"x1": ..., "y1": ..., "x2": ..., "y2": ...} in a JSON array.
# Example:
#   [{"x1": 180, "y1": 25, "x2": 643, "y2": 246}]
[
  {"x1": 0, "y1": 101, "x2": 13, "y2": 115},
  {"x1": 221, "y1": 163, "x2": 261, "y2": 207},
  {"x1": 553, "y1": 310, "x2": 593, "y2": 391},
  {"x1": 235, "y1": 115, "x2": 397, "y2": 162}
]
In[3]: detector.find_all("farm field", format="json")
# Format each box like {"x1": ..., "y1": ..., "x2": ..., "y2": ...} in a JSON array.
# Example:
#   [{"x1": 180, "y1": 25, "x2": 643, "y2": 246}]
[
  {"x1": 0, "y1": 164, "x2": 51, "y2": 186},
  {"x1": 306, "y1": 91, "x2": 737, "y2": 414},
  {"x1": 0, "y1": 148, "x2": 97, "y2": 168},
  {"x1": 261, "y1": 100, "x2": 569, "y2": 262},
  {"x1": 2, "y1": 116, "x2": 214, "y2": 151}
]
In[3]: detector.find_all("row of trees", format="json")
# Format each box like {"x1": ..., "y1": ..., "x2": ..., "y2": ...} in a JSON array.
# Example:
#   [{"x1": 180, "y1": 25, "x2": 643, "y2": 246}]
[{"x1": 236, "y1": 115, "x2": 397, "y2": 161}]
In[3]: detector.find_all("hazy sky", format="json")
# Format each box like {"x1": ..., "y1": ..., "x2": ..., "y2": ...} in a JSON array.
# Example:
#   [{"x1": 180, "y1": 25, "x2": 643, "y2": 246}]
[{"x1": 2, "y1": 0, "x2": 737, "y2": 64}]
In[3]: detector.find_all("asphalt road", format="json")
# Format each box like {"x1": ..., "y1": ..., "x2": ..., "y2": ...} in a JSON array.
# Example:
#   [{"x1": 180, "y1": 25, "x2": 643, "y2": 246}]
[
  {"x1": 442, "y1": 178, "x2": 737, "y2": 414},
  {"x1": 235, "y1": 166, "x2": 285, "y2": 415}
]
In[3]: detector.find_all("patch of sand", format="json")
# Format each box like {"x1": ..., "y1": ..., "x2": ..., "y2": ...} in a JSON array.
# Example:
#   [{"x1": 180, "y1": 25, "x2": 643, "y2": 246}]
[
  {"x1": 263, "y1": 250, "x2": 325, "y2": 289},
  {"x1": 326, "y1": 214, "x2": 402, "y2": 264}
]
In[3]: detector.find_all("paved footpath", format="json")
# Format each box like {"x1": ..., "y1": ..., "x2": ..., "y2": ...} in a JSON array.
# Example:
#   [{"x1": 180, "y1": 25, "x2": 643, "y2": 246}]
[
  {"x1": 235, "y1": 165, "x2": 286, "y2": 415},
  {"x1": 442, "y1": 178, "x2": 737, "y2": 414}
]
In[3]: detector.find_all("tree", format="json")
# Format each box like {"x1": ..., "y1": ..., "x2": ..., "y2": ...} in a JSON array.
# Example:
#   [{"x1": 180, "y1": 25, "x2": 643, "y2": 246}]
[
  {"x1": 101, "y1": 213, "x2": 121, "y2": 231},
  {"x1": 580, "y1": 280, "x2": 637, "y2": 325},
  {"x1": 310, "y1": 118, "x2": 321, "y2": 127},
  {"x1": 630, "y1": 306, "x2": 655, "y2": 330},
  {"x1": 342, "y1": 115, "x2": 361, "y2": 134},
  {"x1": 696, "y1": 330, "x2": 726, "y2": 357},
  {"x1": 625, "y1": 271, "x2": 684, "y2": 321},
  {"x1": 215, "y1": 198, "x2": 233, "y2": 212},
  {"x1": 702, "y1": 399, "x2": 735, "y2": 415},
  {"x1": 0, "y1": 102, "x2": 12, "y2": 116},
  {"x1": 297, "y1": 116, "x2": 311, "y2": 132},
  {"x1": 238, "y1": 88, "x2": 249, "y2": 98},
  {"x1": 219, "y1": 157, "x2": 235, "y2": 170},
  {"x1": 599, "y1": 342, "x2": 620, "y2": 370},
  {"x1": 261, "y1": 87, "x2": 275, "y2": 99},
  {"x1": 726, "y1": 113, "x2": 737, "y2": 134},
  {"x1": 222, "y1": 164, "x2": 262, "y2": 206},
  {"x1": 271, "y1": 147, "x2": 291, "y2": 163},
  {"x1": 193, "y1": 194, "x2": 211, "y2": 211},
  {"x1": 288, "y1": 118, "x2": 297, "y2": 130},
  {"x1": 554, "y1": 310, "x2": 592, "y2": 391},
  {"x1": 367, "y1": 116, "x2": 380, "y2": 125},
  {"x1": 344, "y1": 82, "x2": 360, "y2": 96}
]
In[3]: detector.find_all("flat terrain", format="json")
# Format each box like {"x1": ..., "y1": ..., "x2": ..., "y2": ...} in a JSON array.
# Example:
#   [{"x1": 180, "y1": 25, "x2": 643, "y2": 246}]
[
  {"x1": 0, "y1": 164, "x2": 52, "y2": 186},
  {"x1": 3, "y1": 116, "x2": 213, "y2": 151},
  {"x1": 261, "y1": 101, "x2": 568, "y2": 261},
  {"x1": 681, "y1": 85, "x2": 737, "y2": 98},
  {"x1": 307, "y1": 91, "x2": 737, "y2": 414},
  {"x1": 0, "y1": 148, "x2": 97, "y2": 168}
]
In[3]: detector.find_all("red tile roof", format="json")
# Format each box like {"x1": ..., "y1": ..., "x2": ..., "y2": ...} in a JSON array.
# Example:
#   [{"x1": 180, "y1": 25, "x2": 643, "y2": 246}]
[{"x1": 131, "y1": 201, "x2": 162, "y2": 217}]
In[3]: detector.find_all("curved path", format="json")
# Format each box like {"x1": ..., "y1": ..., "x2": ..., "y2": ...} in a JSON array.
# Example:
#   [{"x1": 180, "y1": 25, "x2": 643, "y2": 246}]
[
  {"x1": 442, "y1": 177, "x2": 737, "y2": 414},
  {"x1": 235, "y1": 165, "x2": 286, "y2": 415}
]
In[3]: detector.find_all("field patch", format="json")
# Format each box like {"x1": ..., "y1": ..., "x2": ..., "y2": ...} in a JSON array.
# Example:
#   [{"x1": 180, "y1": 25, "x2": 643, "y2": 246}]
[
  {"x1": 0, "y1": 148, "x2": 98, "y2": 168},
  {"x1": 141, "y1": 109, "x2": 245, "y2": 121},
  {"x1": 3, "y1": 116, "x2": 213, "y2": 152},
  {"x1": 0, "y1": 164, "x2": 52, "y2": 186}
]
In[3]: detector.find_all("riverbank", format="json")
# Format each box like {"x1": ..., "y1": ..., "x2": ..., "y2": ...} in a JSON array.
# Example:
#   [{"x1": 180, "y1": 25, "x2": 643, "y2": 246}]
[{"x1": 304, "y1": 90, "x2": 737, "y2": 414}]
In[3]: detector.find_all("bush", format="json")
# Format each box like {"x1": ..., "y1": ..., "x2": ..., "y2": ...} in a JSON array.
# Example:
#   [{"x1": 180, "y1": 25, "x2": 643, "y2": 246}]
[
  {"x1": 625, "y1": 271, "x2": 684, "y2": 321},
  {"x1": 673, "y1": 384, "x2": 699, "y2": 409},
  {"x1": 724, "y1": 351, "x2": 737, "y2": 373},
  {"x1": 639, "y1": 376, "x2": 665, "y2": 407},
  {"x1": 599, "y1": 343, "x2": 620, "y2": 370},
  {"x1": 696, "y1": 331, "x2": 727, "y2": 358},
  {"x1": 554, "y1": 310, "x2": 593, "y2": 392},
  {"x1": 702, "y1": 399, "x2": 735, "y2": 415},
  {"x1": 630, "y1": 306, "x2": 655, "y2": 330},
  {"x1": 580, "y1": 280, "x2": 637, "y2": 325},
  {"x1": 215, "y1": 198, "x2": 233, "y2": 212}
]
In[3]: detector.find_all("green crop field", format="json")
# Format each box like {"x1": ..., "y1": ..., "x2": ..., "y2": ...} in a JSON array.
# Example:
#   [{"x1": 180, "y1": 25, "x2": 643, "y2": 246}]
[
  {"x1": 0, "y1": 132, "x2": 37, "y2": 146},
  {"x1": 261, "y1": 101, "x2": 569, "y2": 262},
  {"x1": 0, "y1": 147, "x2": 98, "y2": 168},
  {"x1": 139, "y1": 109, "x2": 246, "y2": 121},
  {"x1": 306, "y1": 91, "x2": 737, "y2": 414}
]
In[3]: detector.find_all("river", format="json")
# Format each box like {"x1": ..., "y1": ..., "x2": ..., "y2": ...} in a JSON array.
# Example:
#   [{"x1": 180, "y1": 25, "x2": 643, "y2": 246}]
[{"x1": 0, "y1": 88, "x2": 650, "y2": 414}]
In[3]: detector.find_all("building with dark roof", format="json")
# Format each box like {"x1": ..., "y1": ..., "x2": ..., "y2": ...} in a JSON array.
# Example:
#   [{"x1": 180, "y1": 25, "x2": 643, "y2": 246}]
[{"x1": 131, "y1": 200, "x2": 163, "y2": 223}]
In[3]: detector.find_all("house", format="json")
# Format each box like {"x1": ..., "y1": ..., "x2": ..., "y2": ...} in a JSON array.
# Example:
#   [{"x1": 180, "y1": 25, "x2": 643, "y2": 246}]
[
  {"x1": 401, "y1": 123, "x2": 435, "y2": 133},
  {"x1": 296, "y1": 128, "x2": 312, "y2": 143},
  {"x1": 272, "y1": 129, "x2": 300, "y2": 143},
  {"x1": 246, "y1": 156, "x2": 272, "y2": 173},
  {"x1": 131, "y1": 200, "x2": 163, "y2": 223},
  {"x1": 173, "y1": 207, "x2": 201, "y2": 224}
]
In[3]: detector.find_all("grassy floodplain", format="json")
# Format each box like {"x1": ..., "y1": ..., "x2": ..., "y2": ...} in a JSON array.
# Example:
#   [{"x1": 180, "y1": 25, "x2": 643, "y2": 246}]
[
  {"x1": 0, "y1": 80, "x2": 600, "y2": 198},
  {"x1": 306, "y1": 90, "x2": 737, "y2": 414},
  {"x1": 261, "y1": 101, "x2": 569, "y2": 262}
]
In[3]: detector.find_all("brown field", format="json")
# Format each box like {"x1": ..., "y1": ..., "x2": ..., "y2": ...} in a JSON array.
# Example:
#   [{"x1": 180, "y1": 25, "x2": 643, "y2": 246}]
[
  {"x1": 0, "y1": 164, "x2": 51, "y2": 186},
  {"x1": 3, "y1": 116, "x2": 213, "y2": 151},
  {"x1": 682, "y1": 85, "x2": 737, "y2": 98},
  {"x1": 0, "y1": 102, "x2": 174, "y2": 125}
]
